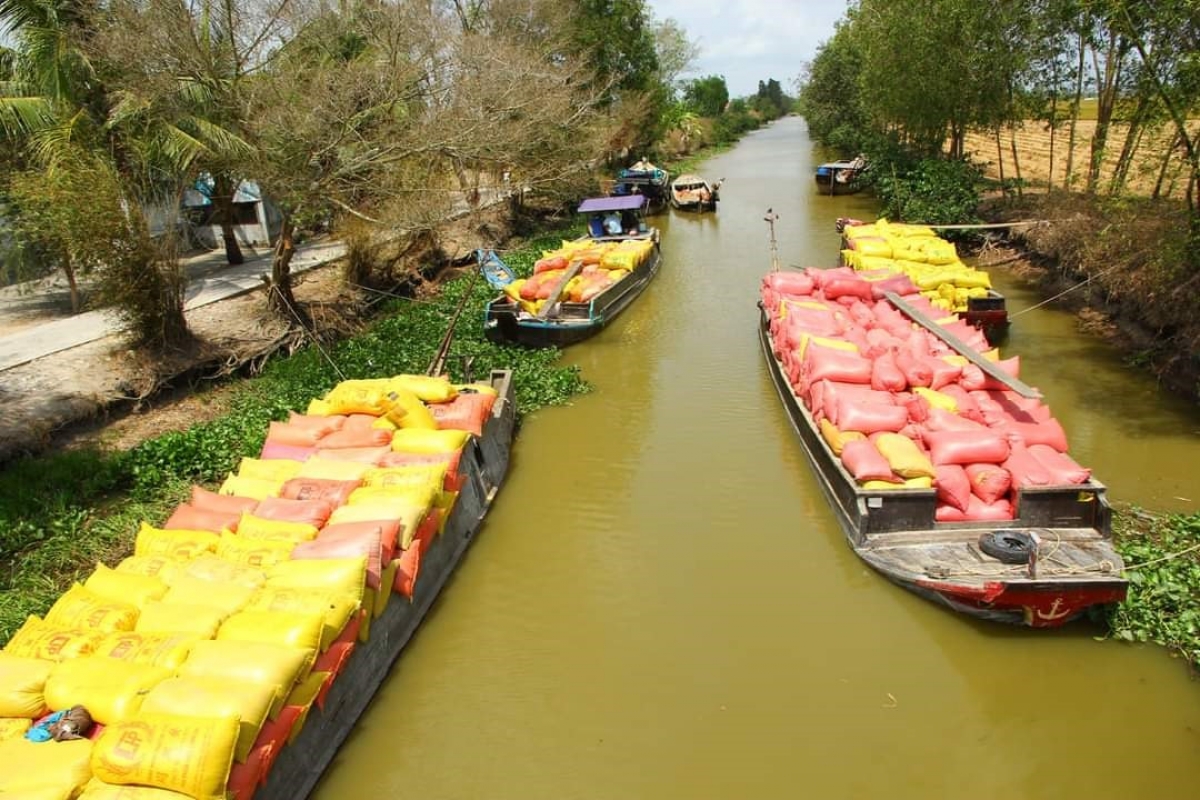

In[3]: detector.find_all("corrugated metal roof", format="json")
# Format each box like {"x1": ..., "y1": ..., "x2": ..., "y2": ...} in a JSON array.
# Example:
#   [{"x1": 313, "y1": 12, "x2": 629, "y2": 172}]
[{"x1": 578, "y1": 195, "x2": 647, "y2": 213}]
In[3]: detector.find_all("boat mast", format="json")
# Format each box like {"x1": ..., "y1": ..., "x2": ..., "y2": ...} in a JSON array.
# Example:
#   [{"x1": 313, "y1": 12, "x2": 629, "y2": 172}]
[{"x1": 764, "y1": 208, "x2": 781, "y2": 272}]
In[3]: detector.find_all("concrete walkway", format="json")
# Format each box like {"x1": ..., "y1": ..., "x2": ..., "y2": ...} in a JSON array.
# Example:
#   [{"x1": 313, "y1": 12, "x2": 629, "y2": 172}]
[{"x1": 0, "y1": 239, "x2": 347, "y2": 373}]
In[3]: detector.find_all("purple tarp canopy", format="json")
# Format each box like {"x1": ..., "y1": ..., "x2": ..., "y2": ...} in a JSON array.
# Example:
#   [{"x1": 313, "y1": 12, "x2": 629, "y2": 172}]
[{"x1": 577, "y1": 195, "x2": 647, "y2": 213}]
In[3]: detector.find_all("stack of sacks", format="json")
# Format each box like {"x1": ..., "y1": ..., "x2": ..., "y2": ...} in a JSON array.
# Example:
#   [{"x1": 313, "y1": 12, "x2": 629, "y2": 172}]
[
  {"x1": 502, "y1": 237, "x2": 652, "y2": 314},
  {"x1": 760, "y1": 270, "x2": 1092, "y2": 524},
  {"x1": 0, "y1": 373, "x2": 496, "y2": 800},
  {"x1": 840, "y1": 218, "x2": 993, "y2": 314}
]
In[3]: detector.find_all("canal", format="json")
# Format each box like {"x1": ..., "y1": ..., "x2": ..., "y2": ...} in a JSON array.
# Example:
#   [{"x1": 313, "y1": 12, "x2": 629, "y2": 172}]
[{"x1": 315, "y1": 115, "x2": 1200, "y2": 799}]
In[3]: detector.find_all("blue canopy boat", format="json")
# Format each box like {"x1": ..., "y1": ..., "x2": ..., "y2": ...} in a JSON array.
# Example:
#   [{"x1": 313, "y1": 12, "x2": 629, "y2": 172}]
[
  {"x1": 609, "y1": 159, "x2": 670, "y2": 212},
  {"x1": 483, "y1": 195, "x2": 662, "y2": 348}
]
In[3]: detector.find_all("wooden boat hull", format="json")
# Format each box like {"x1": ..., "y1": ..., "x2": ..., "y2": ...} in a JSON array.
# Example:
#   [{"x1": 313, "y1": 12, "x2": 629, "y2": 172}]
[
  {"x1": 257, "y1": 370, "x2": 516, "y2": 800},
  {"x1": 814, "y1": 173, "x2": 862, "y2": 195},
  {"x1": 483, "y1": 244, "x2": 661, "y2": 349},
  {"x1": 756, "y1": 306, "x2": 1126, "y2": 627}
]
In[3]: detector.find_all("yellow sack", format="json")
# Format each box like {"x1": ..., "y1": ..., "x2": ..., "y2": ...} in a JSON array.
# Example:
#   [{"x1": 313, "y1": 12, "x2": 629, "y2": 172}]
[
  {"x1": 779, "y1": 299, "x2": 830, "y2": 318},
  {"x1": 873, "y1": 433, "x2": 937, "y2": 480},
  {"x1": 115, "y1": 556, "x2": 178, "y2": 583},
  {"x1": 246, "y1": 587, "x2": 358, "y2": 651},
  {"x1": 176, "y1": 553, "x2": 267, "y2": 589},
  {"x1": 142, "y1": 676, "x2": 275, "y2": 764},
  {"x1": 941, "y1": 354, "x2": 969, "y2": 368},
  {"x1": 862, "y1": 476, "x2": 934, "y2": 490},
  {"x1": 236, "y1": 513, "x2": 318, "y2": 543},
  {"x1": 818, "y1": 418, "x2": 866, "y2": 457},
  {"x1": 0, "y1": 738, "x2": 93, "y2": 797},
  {"x1": 322, "y1": 381, "x2": 387, "y2": 415},
  {"x1": 854, "y1": 239, "x2": 894, "y2": 259},
  {"x1": 0, "y1": 717, "x2": 31, "y2": 741},
  {"x1": 3, "y1": 616, "x2": 106, "y2": 662},
  {"x1": 93, "y1": 632, "x2": 200, "y2": 671},
  {"x1": 215, "y1": 532, "x2": 295, "y2": 571},
  {"x1": 387, "y1": 375, "x2": 458, "y2": 404},
  {"x1": 305, "y1": 398, "x2": 335, "y2": 415},
  {"x1": 267, "y1": 557, "x2": 367, "y2": 609},
  {"x1": 912, "y1": 386, "x2": 958, "y2": 414},
  {"x1": 134, "y1": 523, "x2": 220, "y2": 561},
  {"x1": 45, "y1": 584, "x2": 139, "y2": 633},
  {"x1": 178, "y1": 641, "x2": 311, "y2": 719},
  {"x1": 381, "y1": 387, "x2": 437, "y2": 430},
  {"x1": 160, "y1": 575, "x2": 256, "y2": 616},
  {"x1": 236, "y1": 457, "x2": 304, "y2": 482},
  {"x1": 391, "y1": 428, "x2": 470, "y2": 454},
  {"x1": 85, "y1": 564, "x2": 168, "y2": 610},
  {"x1": 502, "y1": 278, "x2": 526, "y2": 302},
  {"x1": 91, "y1": 712, "x2": 238, "y2": 800},
  {"x1": 135, "y1": 603, "x2": 227, "y2": 639},
  {"x1": 797, "y1": 333, "x2": 859, "y2": 363},
  {"x1": 348, "y1": 484, "x2": 436, "y2": 512},
  {"x1": 362, "y1": 464, "x2": 448, "y2": 494},
  {"x1": 0, "y1": 653, "x2": 53, "y2": 718},
  {"x1": 296, "y1": 456, "x2": 372, "y2": 482},
  {"x1": 981, "y1": 348, "x2": 1000, "y2": 362},
  {"x1": 45, "y1": 657, "x2": 170, "y2": 725},
  {"x1": 217, "y1": 610, "x2": 324, "y2": 654},
  {"x1": 78, "y1": 780, "x2": 197, "y2": 799},
  {"x1": 953, "y1": 270, "x2": 991, "y2": 289},
  {"x1": 217, "y1": 474, "x2": 283, "y2": 501}
]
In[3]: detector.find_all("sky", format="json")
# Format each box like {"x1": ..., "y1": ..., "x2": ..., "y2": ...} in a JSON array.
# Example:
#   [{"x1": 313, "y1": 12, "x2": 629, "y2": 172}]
[{"x1": 646, "y1": 0, "x2": 851, "y2": 99}]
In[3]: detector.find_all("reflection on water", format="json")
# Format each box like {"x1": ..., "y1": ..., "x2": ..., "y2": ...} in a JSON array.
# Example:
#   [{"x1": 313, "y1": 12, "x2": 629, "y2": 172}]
[{"x1": 314, "y1": 117, "x2": 1200, "y2": 800}]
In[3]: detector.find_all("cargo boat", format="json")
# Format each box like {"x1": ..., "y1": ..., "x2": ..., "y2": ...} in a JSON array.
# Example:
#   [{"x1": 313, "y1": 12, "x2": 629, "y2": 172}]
[
  {"x1": 757, "y1": 277, "x2": 1126, "y2": 627},
  {"x1": 483, "y1": 195, "x2": 661, "y2": 348},
  {"x1": 257, "y1": 369, "x2": 516, "y2": 799},
  {"x1": 836, "y1": 216, "x2": 1010, "y2": 345}
]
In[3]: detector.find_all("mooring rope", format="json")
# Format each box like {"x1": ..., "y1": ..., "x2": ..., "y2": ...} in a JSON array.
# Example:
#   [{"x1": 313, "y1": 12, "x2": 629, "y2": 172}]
[
  {"x1": 269, "y1": 283, "x2": 346, "y2": 381},
  {"x1": 1008, "y1": 261, "x2": 1123, "y2": 319}
]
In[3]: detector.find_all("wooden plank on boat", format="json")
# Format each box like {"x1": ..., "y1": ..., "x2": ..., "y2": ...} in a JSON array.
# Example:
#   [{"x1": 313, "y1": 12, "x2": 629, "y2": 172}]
[
  {"x1": 535, "y1": 260, "x2": 584, "y2": 320},
  {"x1": 884, "y1": 290, "x2": 1042, "y2": 399}
]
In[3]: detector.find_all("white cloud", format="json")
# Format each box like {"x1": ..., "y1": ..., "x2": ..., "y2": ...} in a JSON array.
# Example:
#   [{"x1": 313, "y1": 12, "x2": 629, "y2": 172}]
[{"x1": 647, "y1": 0, "x2": 850, "y2": 97}]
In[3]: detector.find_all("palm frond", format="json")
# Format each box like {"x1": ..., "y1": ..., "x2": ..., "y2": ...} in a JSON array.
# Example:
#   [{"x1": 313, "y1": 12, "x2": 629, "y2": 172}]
[
  {"x1": 181, "y1": 115, "x2": 253, "y2": 159},
  {"x1": 0, "y1": 94, "x2": 55, "y2": 136},
  {"x1": 27, "y1": 106, "x2": 88, "y2": 169}
]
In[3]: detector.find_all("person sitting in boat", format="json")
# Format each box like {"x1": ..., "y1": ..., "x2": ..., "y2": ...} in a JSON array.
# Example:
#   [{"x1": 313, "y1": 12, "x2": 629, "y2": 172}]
[{"x1": 603, "y1": 212, "x2": 623, "y2": 236}]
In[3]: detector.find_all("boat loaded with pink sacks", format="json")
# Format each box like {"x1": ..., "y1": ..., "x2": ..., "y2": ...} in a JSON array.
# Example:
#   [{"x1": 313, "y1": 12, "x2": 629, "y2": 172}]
[{"x1": 757, "y1": 222, "x2": 1126, "y2": 627}]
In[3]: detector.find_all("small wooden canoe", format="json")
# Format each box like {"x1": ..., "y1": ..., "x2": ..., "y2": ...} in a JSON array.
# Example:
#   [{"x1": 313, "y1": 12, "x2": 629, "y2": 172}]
[{"x1": 669, "y1": 174, "x2": 721, "y2": 212}]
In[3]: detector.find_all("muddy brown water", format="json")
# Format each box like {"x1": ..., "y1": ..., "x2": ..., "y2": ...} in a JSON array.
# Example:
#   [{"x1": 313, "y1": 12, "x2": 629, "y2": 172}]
[{"x1": 314, "y1": 116, "x2": 1200, "y2": 799}]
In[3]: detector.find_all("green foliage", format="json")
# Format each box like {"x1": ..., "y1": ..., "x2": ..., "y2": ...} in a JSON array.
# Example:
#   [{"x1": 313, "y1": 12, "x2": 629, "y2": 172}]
[
  {"x1": 1108, "y1": 512, "x2": 1200, "y2": 666},
  {"x1": 683, "y1": 75, "x2": 729, "y2": 117},
  {"x1": 798, "y1": 22, "x2": 871, "y2": 154},
  {"x1": 872, "y1": 156, "x2": 983, "y2": 230},
  {"x1": 0, "y1": 225, "x2": 592, "y2": 643}
]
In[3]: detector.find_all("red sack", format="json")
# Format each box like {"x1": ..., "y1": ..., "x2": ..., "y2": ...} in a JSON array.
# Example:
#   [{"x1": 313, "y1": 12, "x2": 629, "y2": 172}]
[
  {"x1": 1028, "y1": 444, "x2": 1091, "y2": 485},
  {"x1": 322, "y1": 520, "x2": 401, "y2": 565},
  {"x1": 836, "y1": 398, "x2": 909, "y2": 434},
  {"x1": 870, "y1": 274, "x2": 920, "y2": 301},
  {"x1": 823, "y1": 277, "x2": 874, "y2": 302},
  {"x1": 394, "y1": 544, "x2": 421, "y2": 598},
  {"x1": 934, "y1": 464, "x2": 971, "y2": 512},
  {"x1": 995, "y1": 418, "x2": 1069, "y2": 452},
  {"x1": 266, "y1": 421, "x2": 325, "y2": 448},
  {"x1": 926, "y1": 429, "x2": 1011, "y2": 466},
  {"x1": 936, "y1": 495, "x2": 1014, "y2": 522},
  {"x1": 805, "y1": 345, "x2": 873, "y2": 385},
  {"x1": 280, "y1": 478, "x2": 360, "y2": 508},
  {"x1": 260, "y1": 442, "x2": 316, "y2": 462},
  {"x1": 191, "y1": 486, "x2": 258, "y2": 515},
  {"x1": 965, "y1": 463, "x2": 1012, "y2": 504},
  {"x1": 286, "y1": 413, "x2": 346, "y2": 434},
  {"x1": 316, "y1": 427, "x2": 394, "y2": 450},
  {"x1": 254, "y1": 496, "x2": 334, "y2": 527},
  {"x1": 810, "y1": 266, "x2": 857, "y2": 289},
  {"x1": 165, "y1": 503, "x2": 240, "y2": 533},
  {"x1": 1002, "y1": 441, "x2": 1054, "y2": 489},
  {"x1": 841, "y1": 439, "x2": 901, "y2": 483},
  {"x1": 534, "y1": 255, "x2": 569, "y2": 274},
  {"x1": 429, "y1": 392, "x2": 496, "y2": 437},
  {"x1": 894, "y1": 349, "x2": 932, "y2": 388},
  {"x1": 870, "y1": 351, "x2": 907, "y2": 393}
]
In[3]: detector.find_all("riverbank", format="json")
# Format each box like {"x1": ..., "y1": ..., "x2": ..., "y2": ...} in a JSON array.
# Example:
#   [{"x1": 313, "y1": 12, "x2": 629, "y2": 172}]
[{"x1": 0, "y1": 221, "x2": 593, "y2": 645}]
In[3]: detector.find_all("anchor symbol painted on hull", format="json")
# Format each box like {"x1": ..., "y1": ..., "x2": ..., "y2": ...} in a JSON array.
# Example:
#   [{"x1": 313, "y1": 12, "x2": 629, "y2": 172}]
[{"x1": 1033, "y1": 598, "x2": 1071, "y2": 621}]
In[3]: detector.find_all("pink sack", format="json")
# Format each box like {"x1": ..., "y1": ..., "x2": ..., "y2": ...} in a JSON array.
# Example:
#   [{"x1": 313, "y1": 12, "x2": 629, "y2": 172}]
[
  {"x1": 1002, "y1": 440, "x2": 1054, "y2": 489},
  {"x1": 837, "y1": 398, "x2": 909, "y2": 434},
  {"x1": 1028, "y1": 444, "x2": 1091, "y2": 485},
  {"x1": 280, "y1": 477, "x2": 359, "y2": 507},
  {"x1": 926, "y1": 430, "x2": 1011, "y2": 466},
  {"x1": 870, "y1": 351, "x2": 907, "y2": 393},
  {"x1": 965, "y1": 463, "x2": 1012, "y2": 504},
  {"x1": 810, "y1": 266, "x2": 858, "y2": 289},
  {"x1": 191, "y1": 486, "x2": 258, "y2": 515},
  {"x1": 934, "y1": 464, "x2": 971, "y2": 513},
  {"x1": 316, "y1": 427, "x2": 394, "y2": 450},
  {"x1": 823, "y1": 382, "x2": 894, "y2": 426},
  {"x1": 292, "y1": 527, "x2": 382, "y2": 590},
  {"x1": 341, "y1": 413, "x2": 384, "y2": 431},
  {"x1": 805, "y1": 345, "x2": 873, "y2": 385},
  {"x1": 841, "y1": 439, "x2": 901, "y2": 483},
  {"x1": 870, "y1": 274, "x2": 920, "y2": 300},
  {"x1": 763, "y1": 272, "x2": 816, "y2": 296},
  {"x1": 317, "y1": 446, "x2": 392, "y2": 465},
  {"x1": 287, "y1": 413, "x2": 347, "y2": 434},
  {"x1": 321, "y1": 520, "x2": 401, "y2": 565},
  {"x1": 924, "y1": 357, "x2": 962, "y2": 391},
  {"x1": 823, "y1": 277, "x2": 874, "y2": 302},
  {"x1": 165, "y1": 504, "x2": 240, "y2": 533},
  {"x1": 259, "y1": 442, "x2": 316, "y2": 462},
  {"x1": 939, "y1": 385, "x2": 983, "y2": 423},
  {"x1": 936, "y1": 495, "x2": 1014, "y2": 522},
  {"x1": 995, "y1": 418, "x2": 1069, "y2": 452},
  {"x1": 254, "y1": 496, "x2": 334, "y2": 527},
  {"x1": 923, "y1": 407, "x2": 986, "y2": 432},
  {"x1": 895, "y1": 349, "x2": 932, "y2": 388}
]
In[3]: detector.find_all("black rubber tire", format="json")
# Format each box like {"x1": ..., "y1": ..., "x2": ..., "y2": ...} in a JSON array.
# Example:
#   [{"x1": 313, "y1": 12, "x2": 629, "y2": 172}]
[{"x1": 978, "y1": 531, "x2": 1036, "y2": 564}]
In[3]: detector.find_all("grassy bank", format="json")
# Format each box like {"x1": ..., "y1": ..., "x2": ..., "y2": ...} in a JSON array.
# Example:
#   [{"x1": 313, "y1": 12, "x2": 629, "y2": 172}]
[{"x1": 0, "y1": 224, "x2": 591, "y2": 644}]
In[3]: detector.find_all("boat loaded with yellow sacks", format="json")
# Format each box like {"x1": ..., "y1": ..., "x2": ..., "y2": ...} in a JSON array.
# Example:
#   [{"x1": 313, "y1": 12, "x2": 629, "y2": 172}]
[
  {"x1": 483, "y1": 195, "x2": 661, "y2": 348},
  {"x1": 836, "y1": 217, "x2": 1009, "y2": 345},
  {"x1": 757, "y1": 217, "x2": 1126, "y2": 627},
  {"x1": 0, "y1": 370, "x2": 516, "y2": 799}
]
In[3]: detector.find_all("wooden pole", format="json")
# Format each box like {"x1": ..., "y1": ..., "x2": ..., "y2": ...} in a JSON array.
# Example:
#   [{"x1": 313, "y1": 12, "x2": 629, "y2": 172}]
[
  {"x1": 884, "y1": 291, "x2": 1042, "y2": 399},
  {"x1": 534, "y1": 260, "x2": 584, "y2": 320}
]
